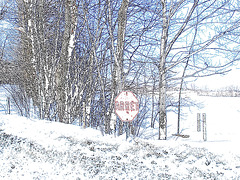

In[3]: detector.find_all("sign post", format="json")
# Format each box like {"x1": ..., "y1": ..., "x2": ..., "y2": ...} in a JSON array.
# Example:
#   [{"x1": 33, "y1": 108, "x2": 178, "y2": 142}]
[
  {"x1": 197, "y1": 113, "x2": 201, "y2": 132},
  {"x1": 196, "y1": 113, "x2": 207, "y2": 141},
  {"x1": 115, "y1": 91, "x2": 139, "y2": 139},
  {"x1": 202, "y1": 113, "x2": 207, "y2": 141},
  {"x1": 6, "y1": 97, "x2": 10, "y2": 114}
]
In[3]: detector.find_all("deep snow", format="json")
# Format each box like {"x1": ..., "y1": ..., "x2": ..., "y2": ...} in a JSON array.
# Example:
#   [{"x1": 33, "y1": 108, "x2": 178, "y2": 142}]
[{"x1": 0, "y1": 87, "x2": 240, "y2": 179}]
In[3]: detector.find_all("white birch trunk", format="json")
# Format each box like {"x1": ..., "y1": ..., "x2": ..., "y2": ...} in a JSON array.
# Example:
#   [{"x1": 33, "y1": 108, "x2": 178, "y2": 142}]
[
  {"x1": 107, "y1": 0, "x2": 129, "y2": 135},
  {"x1": 56, "y1": 0, "x2": 77, "y2": 123},
  {"x1": 83, "y1": 53, "x2": 94, "y2": 128},
  {"x1": 25, "y1": 0, "x2": 42, "y2": 118},
  {"x1": 66, "y1": 1, "x2": 77, "y2": 123},
  {"x1": 159, "y1": 0, "x2": 168, "y2": 140}
]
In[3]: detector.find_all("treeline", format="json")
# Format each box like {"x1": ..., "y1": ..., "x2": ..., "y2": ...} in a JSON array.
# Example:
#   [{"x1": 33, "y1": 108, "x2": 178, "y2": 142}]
[
  {"x1": 1, "y1": 0, "x2": 240, "y2": 139},
  {"x1": 197, "y1": 86, "x2": 240, "y2": 97},
  {"x1": 0, "y1": 61, "x2": 19, "y2": 84}
]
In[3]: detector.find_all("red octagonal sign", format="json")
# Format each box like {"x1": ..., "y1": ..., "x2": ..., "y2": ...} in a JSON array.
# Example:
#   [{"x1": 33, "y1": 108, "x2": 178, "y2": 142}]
[{"x1": 115, "y1": 91, "x2": 139, "y2": 122}]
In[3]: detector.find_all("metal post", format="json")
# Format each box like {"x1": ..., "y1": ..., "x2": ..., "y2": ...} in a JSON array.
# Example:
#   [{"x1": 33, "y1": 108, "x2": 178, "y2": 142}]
[
  {"x1": 126, "y1": 122, "x2": 130, "y2": 140},
  {"x1": 130, "y1": 122, "x2": 135, "y2": 136},
  {"x1": 83, "y1": 102, "x2": 86, "y2": 128},
  {"x1": 197, "y1": 113, "x2": 201, "y2": 132},
  {"x1": 202, "y1": 113, "x2": 207, "y2": 141},
  {"x1": 6, "y1": 97, "x2": 10, "y2": 114}
]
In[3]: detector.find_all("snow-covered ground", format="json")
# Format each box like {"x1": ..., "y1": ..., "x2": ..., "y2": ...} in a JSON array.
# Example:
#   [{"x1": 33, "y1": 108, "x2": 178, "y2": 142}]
[{"x1": 0, "y1": 87, "x2": 240, "y2": 179}]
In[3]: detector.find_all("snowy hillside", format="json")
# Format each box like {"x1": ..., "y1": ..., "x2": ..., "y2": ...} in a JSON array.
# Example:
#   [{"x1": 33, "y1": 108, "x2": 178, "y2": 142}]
[
  {"x1": 0, "y1": 87, "x2": 240, "y2": 179},
  {"x1": 0, "y1": 114, "x2": 240, "y2": 179}
]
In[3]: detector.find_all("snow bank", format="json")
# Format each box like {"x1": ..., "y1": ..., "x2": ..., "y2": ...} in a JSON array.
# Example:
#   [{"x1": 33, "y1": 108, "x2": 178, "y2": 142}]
[{"x1": 0, "y1": 114, "x2": 240, "y2": 179}]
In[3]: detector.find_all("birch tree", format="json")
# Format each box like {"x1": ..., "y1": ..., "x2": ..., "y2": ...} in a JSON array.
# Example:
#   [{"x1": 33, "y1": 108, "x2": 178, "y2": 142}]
[
  {"x1": 56, "y1": 0, "x2": 77, "y2": 124},
  {"x1": 15, "y1": 0, "x2": 75, "y2": 121},
  {"x1": 157, "y1": 0, "x2": 240, "y2": 139},
  {"x1": 158, "y1": 0, "x2": 199, "y2": 139},
  {"x1": 106, "y1": 0, "x2": 129, "y2": 135},
  {"x1": 16, "y1": 0, "x2": 38, "y2": 111},
  {"x1": 158, "y1": 0, "x2": 168, "y2": 140}
]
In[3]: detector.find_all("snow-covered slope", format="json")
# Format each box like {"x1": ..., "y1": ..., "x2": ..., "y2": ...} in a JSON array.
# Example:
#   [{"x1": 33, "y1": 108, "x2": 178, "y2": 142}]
[
  {"x1": 0, "y1": 114, "x2": 240, "y2": 179},
  {"x1": 167, "y1": 92, "x2": 240, "y2": 152}
]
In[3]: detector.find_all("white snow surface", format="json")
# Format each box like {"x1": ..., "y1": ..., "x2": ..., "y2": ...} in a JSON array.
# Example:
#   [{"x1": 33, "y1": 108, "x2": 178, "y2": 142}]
[{"x1": 0, "y1": 88, "x2": 240, "y2": 179}]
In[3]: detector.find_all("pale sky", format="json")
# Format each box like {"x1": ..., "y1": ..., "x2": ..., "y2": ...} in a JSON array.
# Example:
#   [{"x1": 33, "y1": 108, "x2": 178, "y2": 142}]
[{"x1": 195, "y1": 63, "x2": 240, "y2": 90}]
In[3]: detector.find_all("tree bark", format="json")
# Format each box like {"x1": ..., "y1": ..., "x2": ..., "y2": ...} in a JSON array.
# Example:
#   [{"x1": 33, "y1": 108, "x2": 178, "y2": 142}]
[
  {"x1": 106, "y1": 0, "x2": 129, "y2": 135},
  {"x1": 159, "y1": 0, "x2": 168, "y2": 140},
  {"x1": 56, "y1": 0, "x2": 77, "y2": 124},
  {"x1": 116, "y1": 0, "x2": 129, "y2": 136}
]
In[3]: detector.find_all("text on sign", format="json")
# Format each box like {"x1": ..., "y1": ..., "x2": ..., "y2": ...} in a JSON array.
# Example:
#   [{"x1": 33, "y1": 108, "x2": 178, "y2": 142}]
[{"x1": 115, "y1": 101, "x2": 139, "y2": 111}]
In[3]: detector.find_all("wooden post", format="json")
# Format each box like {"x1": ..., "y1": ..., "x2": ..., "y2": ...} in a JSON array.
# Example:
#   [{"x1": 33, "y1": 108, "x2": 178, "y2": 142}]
[
  {"x1": 6, "y1": 97, "x2": 10, "y2": 114},
  {"x1": 197, "y1": 113, "x2": 201, "y2": 132},
  {"x1": 202, "y1": 113, "x2": 207, "y2": 141}
]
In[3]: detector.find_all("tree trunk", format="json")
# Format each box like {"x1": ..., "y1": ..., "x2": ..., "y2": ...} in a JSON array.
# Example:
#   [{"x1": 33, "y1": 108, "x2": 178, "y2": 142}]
[
  {"x1": 177, "y1": 60, "x2": 189, "y2": 134},
  {"x1": 106, "y1": 0, "x2": 129, "y2": 135},
  {"x1": 116, "y1": 0, "x2": 129, "y2": 136},
  {"x1": 159, "y1": 0, "x2": 168, "y2": 140},
  {"x1": 151, "y1": 75, "x2": 156, "y2": 128},
  {"x1": 56, "y1": 0, "x2": 77, "y2": 124}
]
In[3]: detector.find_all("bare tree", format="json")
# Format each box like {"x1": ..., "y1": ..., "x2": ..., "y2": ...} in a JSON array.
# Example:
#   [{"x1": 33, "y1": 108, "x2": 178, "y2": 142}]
[
  {"x1": 105, "y1": 0, "x2": 130, "y2": 135},
  {"x1": 56, "y1": 0, "x2": 77, "y2": 123},
  {"x1": 152, "y1": 0, "x2": 240, "y2": 140}
]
